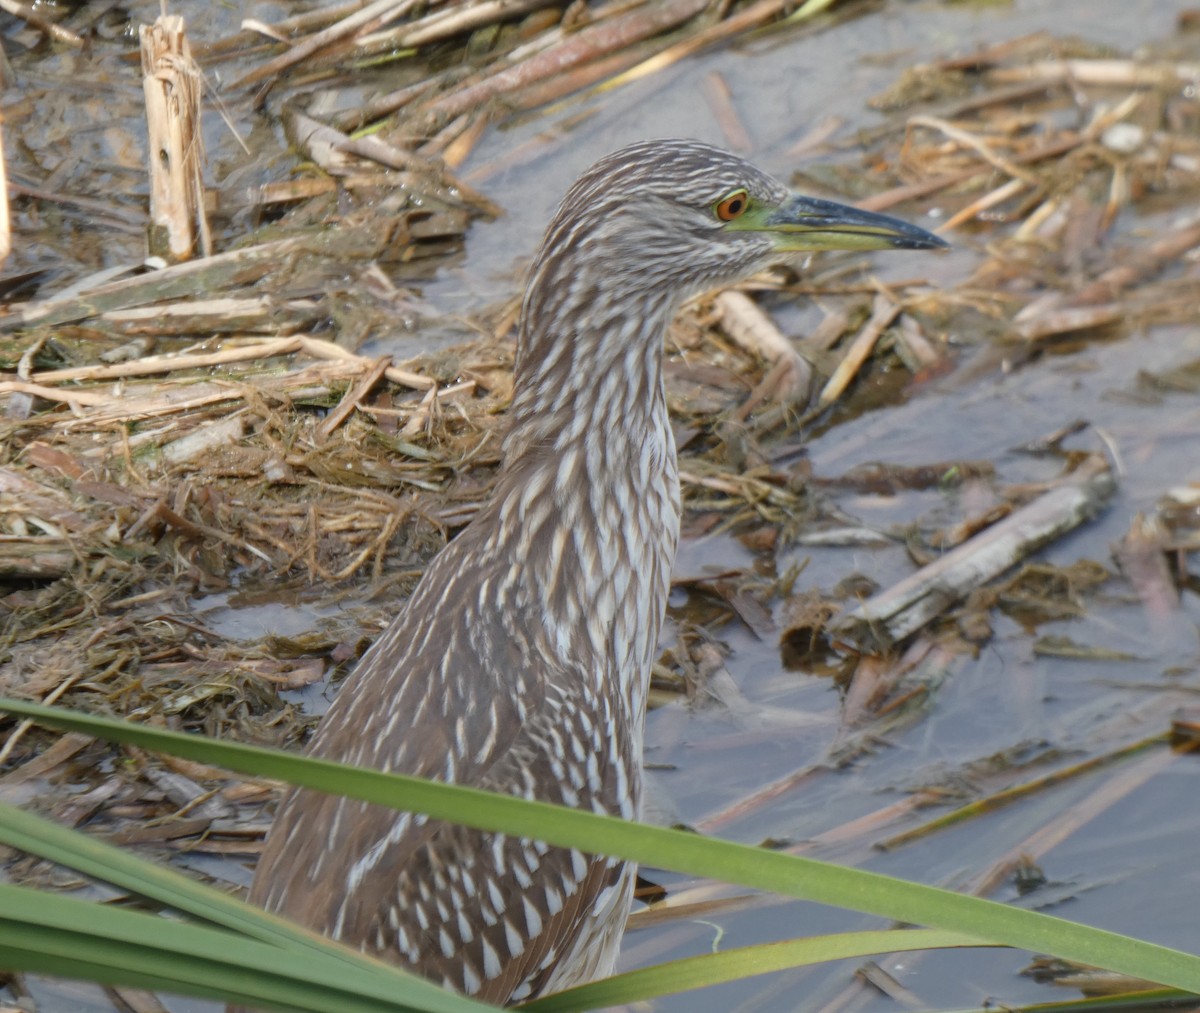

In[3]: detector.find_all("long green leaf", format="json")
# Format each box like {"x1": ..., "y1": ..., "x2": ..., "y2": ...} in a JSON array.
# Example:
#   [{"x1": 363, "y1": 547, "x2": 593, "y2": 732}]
[
  {"x1": 521, "y1": 929, "x2": 987, "y2": 1011},
  {"x1": 934, "y1": 989, "x2": 1190, "y2": 1013},
  {"x1": 1, "y1": 802, "x2": 388, "y2": 967},
  {"x1": 0, "y1": 801, "x2": 492, "y2": 1009},
  {"x1": 3, "y1": 697, "x2": 1199, "y2": 996},
  {"x1": 0, "y1": 882, "x2": 482, "y2": 1013},
  {"x1": 0, "y1": 802, "x2": 981, "y2": 1011}
]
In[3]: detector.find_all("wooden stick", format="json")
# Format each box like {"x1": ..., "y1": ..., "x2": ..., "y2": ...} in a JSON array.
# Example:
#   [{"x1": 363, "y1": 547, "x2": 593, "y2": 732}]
[
  {"x1": 296, "y1": 335, "x2": 436, "y2": 391},
  {"x1": 360, "y1": 0, "x2": 560, "y2": 51},
  {"x1": 988, "y1": 58, "x2": 1200, "y2": 88},
  {"x1": 717, "y1": 291, "x2": 812, "y2": 411},
  {"x1": 233, "y1": 0, "x2": 419, "y2": 90},
  {"x1": 0, "y1": 381, "x2": 108, "y2": 407},
  {"x1": 832, "y1": 457, "x2": 1116, "y2": 653},
  {"x1": 27, "y1": 337, "x2": 302, "y2": 384},
  {"x1": 316, "y1": 356, "x2": 392, "y2": 440},
  {"x1": 818, "y1": 293, "x2": 901, "y2": 407},
  {"x1": 0, "y1": 0, "x2": 83, "y2": 47},
  {"x1": 140, "y1": 15, "x2": 210, "y2": 261},
  {"x1": 0, "y1": 117, "x2": 10, "y2": 264},
  {"x1": 421, "y1": 0, "x2": 709, "y2": 124},
  {"x1": 940, "y1": 176, "x2": 1028, "y2": 232},
  {"x1": 0, "y1": 236, "x2": 308, "y2": 331},
  {"x1": 909, "y1": 115, "x2": 1040, "y2": 186}
]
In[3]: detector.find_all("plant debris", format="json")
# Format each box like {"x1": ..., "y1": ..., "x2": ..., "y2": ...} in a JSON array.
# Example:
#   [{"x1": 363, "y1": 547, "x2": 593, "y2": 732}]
[{"x1": 3, "y1": 7, "x2": 1200, "y2": 1010}]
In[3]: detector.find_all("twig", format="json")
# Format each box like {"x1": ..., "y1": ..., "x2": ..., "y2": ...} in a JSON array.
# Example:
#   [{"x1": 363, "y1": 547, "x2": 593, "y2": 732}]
[
  {"x1": 399, "y1": 381, "x2": 476, "y2": 438},
  {"x1": 421, "y1": 0, "x2": 710, "y2": 125},
  {"x1": 1013, "y1": 215, "x2": 1200, "y2": 339},
  {"x1": 297, "y1": 335, "x2": 436, "y2": 391},
  {"x1": 716, "y1": 291, "x2": 812, "y2": 413},
  {"x1": 0, "y1": 0, "x2": 84, "y2": 47},
  {"x1": 0, "y1": 236, "x2": 309, "y2": 331},
  {"x1": 909, "y1": 115, "x2": 1040, "y2": 186},
  {"x1": 703, "y1": 72, "x2": 752, "y2": 154},
  {"x1": 316, "y1": 356, "x2": 392, "y2": 440},
  {"x1": 600, "y1": 0, "x2": 796, "y2": 95},
  {"x1": 832, "y1": 456, "x2": 1116, "y2": 652},
  {"x1": 24, "y1": 337, "x2": 302, "y2": 384},
  {"x1": 232, "y1": 0, "x2": 421, "y2": 90},
  {"x1": 358, "y1": 0, "x2": 560, "y2": 51},
  {"x1": 818, "y1": 293, "x2": 901, "y2": 407},
  {"x1": 283, "y1": 108, "x2": 500, "y2": 215},
  {"x1": 0, "y1": 381, "x2": 108, "y2": 407},
  {"x1": 0, "y1": 117, "x2": 9, "y2": 264},
  {"x1": 858, "y1": 133, "x2": 1082, "y2": 213},
  {"x1": 1065, "y1": 215, "x2": 1200, "y2": 308},
  {"x1": 1015, "y1": 303, "x2": 1124, "y2": 342},
  {"x1": 988, "y1": 58, "x2": 1200, "y2": 88},
  {"x1": 0, "y1": 667, "x2": 88, "y2": 765},
  {"x1": 875, "y1": 734, "x2": 1166, "y2": 851},
  {"x1": 939, "y1": 176, "x2": 1028, "y2": 232},
  {"x1": 156, "y1": 415, "x2": 248, "y2": 470},
  {"x1": 0, "y1": 731, "x2": 90, "y2": 781},
  {"x1": 965, "y1": 746, "x2": 1178, "y2": 897}
]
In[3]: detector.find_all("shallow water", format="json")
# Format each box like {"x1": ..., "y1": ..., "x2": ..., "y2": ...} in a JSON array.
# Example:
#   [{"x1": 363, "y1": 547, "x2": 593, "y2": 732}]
[
  {"x1": 5, "y1": 0, "x2": 1200, "y2": 1011},
  {"x1": 437, "y1": 1, "x2": 1200, "y2": 1008}
]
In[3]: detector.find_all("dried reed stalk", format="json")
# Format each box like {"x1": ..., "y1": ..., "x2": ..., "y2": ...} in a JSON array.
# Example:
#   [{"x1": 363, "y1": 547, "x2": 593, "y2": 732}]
[{"x1": 141, "y1": 15, "x2": 211, "y2": 262}]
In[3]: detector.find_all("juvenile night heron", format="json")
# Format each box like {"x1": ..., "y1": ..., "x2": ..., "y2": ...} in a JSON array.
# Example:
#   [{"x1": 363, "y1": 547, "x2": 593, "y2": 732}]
[{"x1": 247, "y1": 139, "x2": 946, "y2": 1004}]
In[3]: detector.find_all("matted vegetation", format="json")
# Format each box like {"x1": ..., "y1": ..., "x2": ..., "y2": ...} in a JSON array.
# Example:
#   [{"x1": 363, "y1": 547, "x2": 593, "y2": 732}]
[{"x1": 2, "y1": 1, "x2": 1200, "y2": 1011}]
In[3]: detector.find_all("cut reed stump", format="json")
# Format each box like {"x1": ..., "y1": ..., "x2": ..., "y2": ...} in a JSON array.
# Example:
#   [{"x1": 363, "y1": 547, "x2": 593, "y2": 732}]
[{"x1": 140, "y1": 14, "x2": 210, "y2": 262}]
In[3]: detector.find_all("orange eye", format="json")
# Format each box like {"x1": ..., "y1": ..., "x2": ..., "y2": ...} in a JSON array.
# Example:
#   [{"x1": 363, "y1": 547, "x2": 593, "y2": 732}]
[{"x1": 715, "y1": 189, "x2": 749, "y2": 221}]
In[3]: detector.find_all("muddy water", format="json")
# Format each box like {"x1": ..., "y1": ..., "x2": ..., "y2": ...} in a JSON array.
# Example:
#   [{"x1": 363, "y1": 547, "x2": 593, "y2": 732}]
[
  {"x1": 447, "y1": 1, "x2": 1200, "y2": 1010},
  {"x1": 419, "y1": 0, "x2": 1183, "y2": 317},
  {"x1": 7, "y1": 0, "x2": 1200, "y2": 1010}
]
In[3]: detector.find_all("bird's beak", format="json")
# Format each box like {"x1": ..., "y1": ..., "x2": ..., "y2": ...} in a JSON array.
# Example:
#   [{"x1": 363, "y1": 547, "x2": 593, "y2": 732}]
[{"x1": 734, "y1": 194, "x2": 949, "y2": 253}]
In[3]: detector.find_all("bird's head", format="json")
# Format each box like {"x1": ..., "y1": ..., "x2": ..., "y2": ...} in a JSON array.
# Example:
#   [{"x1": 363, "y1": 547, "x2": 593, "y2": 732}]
[
  {"x1": 530, "y1": 138, "x2": 947, "y2": 303},
  {"x1": 511, "y1": 139, "x2": 948, "y2": 427}
]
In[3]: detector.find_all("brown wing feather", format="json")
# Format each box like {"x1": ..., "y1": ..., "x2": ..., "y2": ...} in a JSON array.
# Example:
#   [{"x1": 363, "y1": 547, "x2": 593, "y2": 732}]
[
  {"x1": 247, "y1": 517, "x2": 636, "y2": 1001},
  {"x1": 353, "y1": 817, "x2": 627, "y2": 1002},
  {"x1": 250, "y1": 520, "x2": 540, "y2": 930}
]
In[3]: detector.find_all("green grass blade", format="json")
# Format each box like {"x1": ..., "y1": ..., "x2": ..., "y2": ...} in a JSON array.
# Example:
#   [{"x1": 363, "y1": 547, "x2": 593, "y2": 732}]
[
  {"x1": 0, "y1": 800, "x2": 362, "y2": 956},
  {"x1": 933, "y1": 989, "x2": 1191, "y2": 1013},
  {"x1": 521, "y1": 928, "x2": 988, "y2": 1010},
  {"x1": 0, "y1": 799, "x2": 490, "y2": 1008},
  {"x1": 4, "y1": 697, "x2": 1200, "y2": 995},
  {"x1": 0, "y1": 882, "x2": 485, "y2": 1013}
]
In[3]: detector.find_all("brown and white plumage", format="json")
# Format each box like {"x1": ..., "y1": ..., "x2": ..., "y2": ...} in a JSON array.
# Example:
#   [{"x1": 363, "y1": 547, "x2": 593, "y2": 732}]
[{"x1": 246, "y1": 139, "x2": 946, "y2": 1005}]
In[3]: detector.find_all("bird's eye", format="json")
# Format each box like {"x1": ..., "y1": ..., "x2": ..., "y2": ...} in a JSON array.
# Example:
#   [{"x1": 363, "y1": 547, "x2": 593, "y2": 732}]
[{"x1": 714, "y1": 189, "x2": 749, "y2": 221}]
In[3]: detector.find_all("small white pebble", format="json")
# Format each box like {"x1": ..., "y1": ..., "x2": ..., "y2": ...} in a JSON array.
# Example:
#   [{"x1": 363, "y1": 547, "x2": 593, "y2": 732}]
[{"x1": 1101, "y1": 122, "x2": 1145, "y2": 154}]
